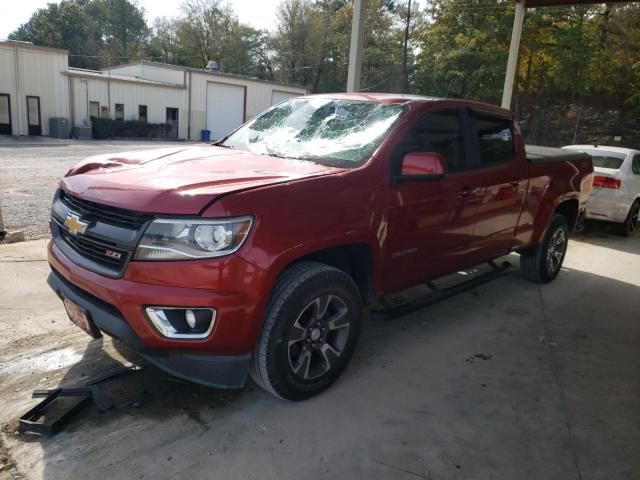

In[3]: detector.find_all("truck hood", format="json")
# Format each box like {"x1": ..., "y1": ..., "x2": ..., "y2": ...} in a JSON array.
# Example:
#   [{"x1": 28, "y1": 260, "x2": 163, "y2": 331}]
[{"x1": 61, "y1": 146, "x2": 345, "y2": 214}]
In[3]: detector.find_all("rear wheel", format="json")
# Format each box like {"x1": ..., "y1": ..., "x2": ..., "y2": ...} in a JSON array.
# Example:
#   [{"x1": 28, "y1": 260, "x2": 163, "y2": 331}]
[
  {"x1": 619, "y1": 200, "x2": 640, "y2": 237},
  {"x1": 520, "y1": 214, "x2": 569, "y2": 284},
  {"x1": 249, "y1": 262, "x2": 362, "y2": 401}
]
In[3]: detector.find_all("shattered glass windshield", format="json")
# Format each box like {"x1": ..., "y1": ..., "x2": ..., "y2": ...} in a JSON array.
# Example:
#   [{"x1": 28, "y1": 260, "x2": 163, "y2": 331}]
[{"x1": 221, "y1": 98, "x2": 406, "y2": 168}]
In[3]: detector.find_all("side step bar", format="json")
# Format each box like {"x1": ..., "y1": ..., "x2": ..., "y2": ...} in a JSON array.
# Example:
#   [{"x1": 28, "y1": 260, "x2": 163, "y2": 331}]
[{"x1": 370, "y1": 260, "x2": 513, "y2": 320}]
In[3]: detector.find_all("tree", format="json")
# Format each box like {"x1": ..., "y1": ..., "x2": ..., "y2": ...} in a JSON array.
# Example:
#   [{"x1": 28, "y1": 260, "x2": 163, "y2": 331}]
[{"x1": 9, "y1": 1, "x2": 101, "y2": 69}]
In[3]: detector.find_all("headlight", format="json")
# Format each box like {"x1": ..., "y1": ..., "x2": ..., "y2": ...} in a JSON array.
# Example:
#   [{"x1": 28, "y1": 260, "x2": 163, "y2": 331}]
[{"x1": 134, "y1": 216, "x2": 253, "y2": 260}]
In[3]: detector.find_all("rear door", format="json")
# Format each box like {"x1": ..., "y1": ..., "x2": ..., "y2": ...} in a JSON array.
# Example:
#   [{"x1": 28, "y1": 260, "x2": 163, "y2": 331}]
[
  {"x1": 467, "y1": 109, "x2": 527, "y2": 258},
  {"x1": 383, "y1": 107, "x2": 484, "y2": 292},
  {"x1": 27, "y1": 96, "x2": 42, "y2": 136}
]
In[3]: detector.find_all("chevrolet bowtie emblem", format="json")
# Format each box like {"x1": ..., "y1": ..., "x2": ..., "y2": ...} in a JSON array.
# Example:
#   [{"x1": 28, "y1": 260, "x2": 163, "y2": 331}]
[{"x1": 64, "y1": 213, "x2": 89, "y2": 235}]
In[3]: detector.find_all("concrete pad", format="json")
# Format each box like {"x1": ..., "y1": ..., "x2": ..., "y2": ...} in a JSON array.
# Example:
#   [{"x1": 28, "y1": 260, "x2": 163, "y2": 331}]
[{"x1": 0, "y1": 233, "x2": 638, "y2": 480}]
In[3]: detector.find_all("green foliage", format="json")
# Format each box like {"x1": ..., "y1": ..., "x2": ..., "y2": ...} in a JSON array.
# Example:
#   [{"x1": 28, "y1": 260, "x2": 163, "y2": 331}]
[
  {"x1": 8, "y1": 0, "x2": 640, "y2": 115},
  {"x1": 10, "y1": 0, "x2": 149, "y2": 68}
]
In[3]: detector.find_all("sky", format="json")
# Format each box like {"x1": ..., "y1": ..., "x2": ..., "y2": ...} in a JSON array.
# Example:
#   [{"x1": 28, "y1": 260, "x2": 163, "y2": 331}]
[{"x1": 0, "y1": 0, "x2": 282, "y2": 39}]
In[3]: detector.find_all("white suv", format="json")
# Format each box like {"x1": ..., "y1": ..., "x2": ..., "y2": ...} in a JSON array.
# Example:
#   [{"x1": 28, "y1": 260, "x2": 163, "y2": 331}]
[{"x1": 563, "y1": 145, "x2": 640, "y2": 236}]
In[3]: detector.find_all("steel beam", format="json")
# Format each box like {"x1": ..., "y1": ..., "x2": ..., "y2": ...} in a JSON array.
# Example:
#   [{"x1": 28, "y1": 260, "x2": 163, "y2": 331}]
[
  {"x1": 347, "y1": 0, "x2": 368, "y2": 93},
  {"x1": 501, "y1": 0, "x2": 526, "y2": 109}
]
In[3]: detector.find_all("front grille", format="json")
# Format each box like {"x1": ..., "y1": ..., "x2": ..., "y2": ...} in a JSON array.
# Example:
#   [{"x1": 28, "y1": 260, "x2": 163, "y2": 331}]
[
  {"x1": 60, "y1": 190, "x2": 152, "y2": 230},
  {"x1": 60, "y1": 229, "x2": 129, "y2": 267},
  {"x1": 53, "y1": 189, "x2": 150, "y2": 277}
]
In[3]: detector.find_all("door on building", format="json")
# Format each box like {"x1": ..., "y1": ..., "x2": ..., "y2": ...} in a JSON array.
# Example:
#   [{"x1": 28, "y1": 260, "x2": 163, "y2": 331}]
[
  {"x1": 26, "y1": 96, "x2": 41, "y2": 136},
  {"x1": 0, "y1": 94, "x2": 11, "y2": 135},
  {"x1": 166, "y1": 107, "x2": 179, "y2": 138},
  {"x1": 206, "y1": 82, "x2": 245, "y2": 140}
]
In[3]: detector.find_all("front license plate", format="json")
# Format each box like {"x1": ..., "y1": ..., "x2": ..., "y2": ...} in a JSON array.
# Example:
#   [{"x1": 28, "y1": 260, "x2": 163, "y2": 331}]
[{"x1": 63, "y1": 297, "x2": 102, "y2": 339}]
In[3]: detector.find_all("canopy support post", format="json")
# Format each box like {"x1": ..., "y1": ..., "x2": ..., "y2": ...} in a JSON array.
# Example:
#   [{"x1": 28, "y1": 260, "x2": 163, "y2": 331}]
[
  {"x1": 347, "y1": 0, "x2": 368, "y2": 93},
  {"x1": 501, "y1": 0, "x2": 526, "y2": 109}
]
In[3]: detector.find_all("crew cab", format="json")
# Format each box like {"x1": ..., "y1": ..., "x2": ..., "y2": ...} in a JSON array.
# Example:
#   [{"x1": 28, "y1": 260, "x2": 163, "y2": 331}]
[{"x1": 47, "y1": 94, "x2": 593, "y2": 400}]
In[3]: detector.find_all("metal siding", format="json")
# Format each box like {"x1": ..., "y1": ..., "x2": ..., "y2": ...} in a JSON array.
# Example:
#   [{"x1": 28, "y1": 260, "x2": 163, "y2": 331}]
[
  {"x1": 77, "y1": 78, "x2": 188, "y2": 139},
  {"x1": 0, "y1": 46, "x2": 69, "y2": 135},
  {"x1": 189, "y1": 71, "x2": 306, "y2": 141},
  {"x1": 107, "y1": 65, "x2": 184, "y2": 85},
  {"x1": 0, "y1": 46, "x2": 17, "y2": 134}
]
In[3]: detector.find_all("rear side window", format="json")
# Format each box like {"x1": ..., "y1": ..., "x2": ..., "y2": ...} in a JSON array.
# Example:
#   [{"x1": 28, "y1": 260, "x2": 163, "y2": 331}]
[
  {"x1": 632, "y1": 154, "x2": 640, "y2": 174},
  {"x1": 409, "y1": 109, "x2": 467, "y2": 172},
  {"x1": 472, "y1": 112, "x2": 515, "y2": 166}
]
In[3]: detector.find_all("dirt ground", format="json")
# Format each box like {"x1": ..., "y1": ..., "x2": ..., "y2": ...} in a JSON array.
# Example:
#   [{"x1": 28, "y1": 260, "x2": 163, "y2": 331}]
[
  {"x1": 0, "y1": 139, "x2": 193, "y2": 239},
  {"x1": 0, "y1": 223, "x2": 639, "y2": 480}
]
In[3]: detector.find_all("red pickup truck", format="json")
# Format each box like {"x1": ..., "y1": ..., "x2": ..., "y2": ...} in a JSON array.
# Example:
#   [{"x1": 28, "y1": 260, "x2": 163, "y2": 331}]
[{"x1": 47, "y1": 94, "x2": 593, "y2": 400}]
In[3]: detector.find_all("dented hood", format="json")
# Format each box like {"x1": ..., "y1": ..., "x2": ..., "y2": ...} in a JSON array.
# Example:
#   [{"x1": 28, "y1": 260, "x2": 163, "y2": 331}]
[{"x1": 60, "y1": 145, "x2": 344, "y2": 214}]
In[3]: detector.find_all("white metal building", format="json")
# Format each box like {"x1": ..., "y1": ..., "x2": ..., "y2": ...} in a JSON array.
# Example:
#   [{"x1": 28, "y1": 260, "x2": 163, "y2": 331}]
[
  {"x1": 0, "y1": 40, "x2": 307, "y2": 141},
  {"x1": 0, "y1": 41, "x2": 70, "y2": 136}
]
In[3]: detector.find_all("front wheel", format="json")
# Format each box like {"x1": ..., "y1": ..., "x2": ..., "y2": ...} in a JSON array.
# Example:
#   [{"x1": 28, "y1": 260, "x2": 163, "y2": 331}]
[
  {"x1": 520, "y1": 214, "x2": 569, "y2": 284},
  {"x1": 249, "y1": 262, "x2": 362, "y2": 401}
]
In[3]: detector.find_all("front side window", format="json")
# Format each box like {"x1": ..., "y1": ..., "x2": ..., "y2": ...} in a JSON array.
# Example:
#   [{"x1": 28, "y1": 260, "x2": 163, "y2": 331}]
[
  {"x1": 115, "y1": 103, "x2": 124, "y2": 121},
  {"x1": 407, "y1": 109, "x2": 467, "y2": 172},
  {"x1": 221, "y1": 98, "x2": 406, "y2": 168},
  {"x1": 472, "y1": 112, "x2": 515, "y2": 166}
]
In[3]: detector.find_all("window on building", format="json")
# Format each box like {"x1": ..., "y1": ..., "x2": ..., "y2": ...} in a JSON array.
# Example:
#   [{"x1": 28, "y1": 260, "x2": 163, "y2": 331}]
[
  {"x1": 138, "y1": 105, "x2": 147, "y2": 123},
  {"x1": 472, "y1": 112, "x2": 515, "y2": 166},
  {"x1": 89, "y1": 102, "x2": 99, "y2": 119},
  {"x1": 115, "y1": 103, "x2": 124, "y2": 121}
]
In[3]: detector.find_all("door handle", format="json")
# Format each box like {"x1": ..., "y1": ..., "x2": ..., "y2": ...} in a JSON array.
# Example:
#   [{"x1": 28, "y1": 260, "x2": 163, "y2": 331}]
[
  {"x1": 510, "y1": 178, "x2": 522, "y2": 187},
  {"x1": 457, "y1": 186, "x2": 473, "y2": 198}
]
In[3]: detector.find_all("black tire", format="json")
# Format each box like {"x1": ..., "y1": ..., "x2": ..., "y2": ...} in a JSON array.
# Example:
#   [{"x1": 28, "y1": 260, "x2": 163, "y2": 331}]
[
  {"x1": 249, "y1": 262, "x2": 362, "y2": 401},
  {"x1": 619, "y1": 200, "x2": 640, "y2": 237},
  {"x1": 520, "y1": 214, "x2": 569, "y2": 284}
]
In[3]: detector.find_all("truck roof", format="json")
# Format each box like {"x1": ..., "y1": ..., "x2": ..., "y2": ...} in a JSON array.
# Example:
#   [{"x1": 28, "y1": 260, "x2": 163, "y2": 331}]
[{"x1": 302, "y1": 93, "x2": 512, "y2": 116}]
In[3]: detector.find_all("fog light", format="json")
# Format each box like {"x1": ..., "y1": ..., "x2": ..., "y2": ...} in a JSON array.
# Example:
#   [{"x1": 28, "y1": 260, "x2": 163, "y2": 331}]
[
  {"x1": 146, "y1": 307, "x2": 216, "y2": 339},
  {"x1": 185, "y1": 309, "x2": 197, "y2": 329}
]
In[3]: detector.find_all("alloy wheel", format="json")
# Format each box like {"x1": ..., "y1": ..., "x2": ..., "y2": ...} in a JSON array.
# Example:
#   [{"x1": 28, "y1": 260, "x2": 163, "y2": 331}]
[
  {"x1": 288, "y1": 294, "x2": 351, "y2": 380},
  {"x1": 546, "y1": 227, "x2": 567, "y2": 275}
]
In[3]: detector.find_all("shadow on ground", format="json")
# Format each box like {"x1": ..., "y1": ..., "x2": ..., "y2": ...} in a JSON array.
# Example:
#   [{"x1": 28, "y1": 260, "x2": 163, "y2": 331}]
[
  {"x1": 576, "y1": 220, "x2": 640, "y2": 255},
  {"x1": 11, "y1": 260, "x2": 638, "y2": 480}
]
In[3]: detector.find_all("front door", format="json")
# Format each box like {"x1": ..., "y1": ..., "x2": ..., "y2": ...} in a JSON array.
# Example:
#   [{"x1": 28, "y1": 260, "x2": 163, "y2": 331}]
[
  {"x1": 26, "y1": 96, "x2": 41, "y2": 136},
  {"x1": 467, "y1": 109, "x2": 528, "y2": 258},
  {"x1": 166, "y1": 107, "x2": 178, "y2": 138},
  {"x1": 0, "y1": 94, "x2": 12, "y2": 135},
  {"x1": 383, "y1": 107, "x2": 484, "y2": 292}
]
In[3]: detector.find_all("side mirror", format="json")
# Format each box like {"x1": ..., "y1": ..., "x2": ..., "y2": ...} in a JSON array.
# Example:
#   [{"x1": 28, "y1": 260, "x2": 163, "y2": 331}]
[{"x1": 395, "y1": 151, "x2": 447, "y2": 182}]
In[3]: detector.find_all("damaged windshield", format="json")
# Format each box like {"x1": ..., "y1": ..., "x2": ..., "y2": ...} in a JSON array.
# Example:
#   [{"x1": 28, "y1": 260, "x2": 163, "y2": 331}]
[{"x1": 221, "y1": 98, "x2": 406, "y2": 168}]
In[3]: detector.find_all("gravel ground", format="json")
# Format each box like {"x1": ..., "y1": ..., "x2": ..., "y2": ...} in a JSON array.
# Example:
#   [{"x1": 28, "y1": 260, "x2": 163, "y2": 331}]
[{"x1": 0, "y1": 139, "x2": 191, "y2": 240}]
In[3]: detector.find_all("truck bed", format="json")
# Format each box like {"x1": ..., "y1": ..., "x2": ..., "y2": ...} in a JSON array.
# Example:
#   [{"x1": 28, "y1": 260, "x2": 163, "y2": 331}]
[{"x1": 525, "y1": 145, "x2": 591, "y2": 164}]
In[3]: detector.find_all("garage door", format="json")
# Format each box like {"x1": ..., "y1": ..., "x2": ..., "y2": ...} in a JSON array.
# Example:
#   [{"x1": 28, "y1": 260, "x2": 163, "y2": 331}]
[
  {"x1": 271, "y1": 90, "x2": 301, "y2": 106},
  {"x1": 206, "y1": 83, "x2": 245, "y2": 140}
]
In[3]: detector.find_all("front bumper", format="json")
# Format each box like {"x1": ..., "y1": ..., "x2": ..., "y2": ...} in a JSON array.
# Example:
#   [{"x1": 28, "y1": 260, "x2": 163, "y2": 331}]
[
  {"x1": 47, "y1": 270, "x2": 251, "y2": 388},
  {"x1": 47, "y1": 239, "x2": 270, "y2": 388}
]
